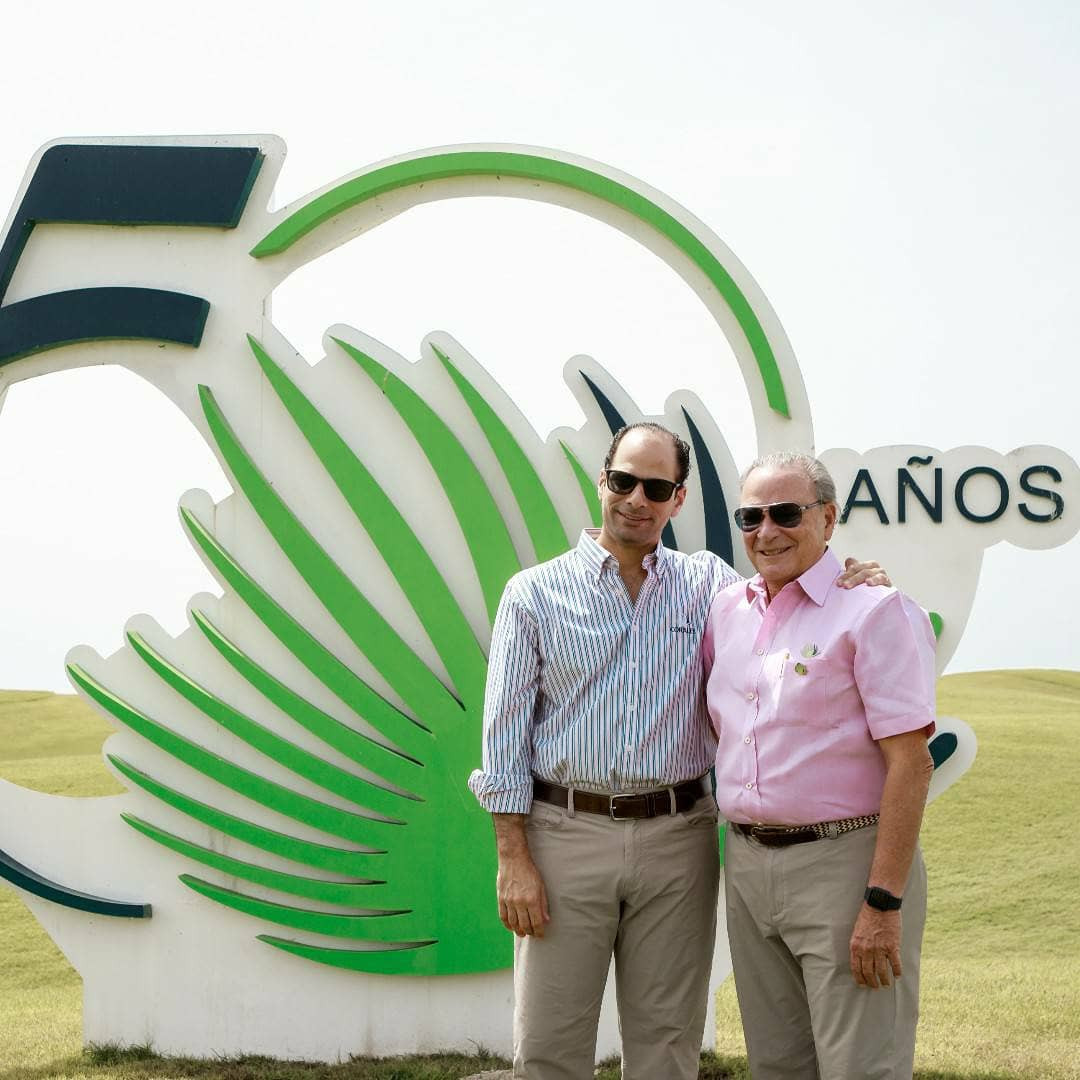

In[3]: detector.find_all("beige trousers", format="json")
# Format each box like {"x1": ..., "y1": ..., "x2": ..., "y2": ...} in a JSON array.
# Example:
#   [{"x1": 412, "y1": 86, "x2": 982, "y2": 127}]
[
  {"x1": 512, "y1": 794, "x2": 720, "y2": 1080},
  {"x1": 725, "y1": 824, "x2": 927, "y2": 1080}
]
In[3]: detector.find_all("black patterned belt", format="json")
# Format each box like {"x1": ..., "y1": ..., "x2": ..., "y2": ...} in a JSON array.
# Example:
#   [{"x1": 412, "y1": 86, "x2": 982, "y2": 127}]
[
  {"x1": 532, "y1": 776, "x2": 711, "y2": 820},
  {"x1": 731, "y1": 813, "x2": 879, "y2": 847}
]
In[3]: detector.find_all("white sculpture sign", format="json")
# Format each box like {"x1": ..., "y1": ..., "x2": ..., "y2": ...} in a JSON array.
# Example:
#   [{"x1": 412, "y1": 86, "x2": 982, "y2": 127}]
[{"x1": 0, "y1": 135, "x2": 1073, "y2": 1060}]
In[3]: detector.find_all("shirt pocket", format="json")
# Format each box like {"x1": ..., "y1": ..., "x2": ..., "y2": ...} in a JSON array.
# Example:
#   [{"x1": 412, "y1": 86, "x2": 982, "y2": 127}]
[
  {"x1": 774, "y1": 654, "x2": 838, "y2": 727},
  {"x1": 657, "y1": 619, "x2": 703, "y2": 683}
]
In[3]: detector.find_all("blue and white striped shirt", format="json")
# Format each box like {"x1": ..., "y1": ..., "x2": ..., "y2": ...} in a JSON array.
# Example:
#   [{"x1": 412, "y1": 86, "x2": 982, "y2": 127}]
[{"x1": 468, "y1": 529, "x2": 742, "y2": 813}]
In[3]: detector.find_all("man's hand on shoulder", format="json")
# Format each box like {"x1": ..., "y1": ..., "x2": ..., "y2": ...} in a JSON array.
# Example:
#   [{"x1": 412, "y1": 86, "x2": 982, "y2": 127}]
[
  {"x1": 849, "y1": 904, "x2": 902, "y2": 988},
  {"x1": 838, "y1": 557, "x2": 892, "y2": 589},
  {"x1": 492, "y1": 812, "x2": 551, "y2": 938}
]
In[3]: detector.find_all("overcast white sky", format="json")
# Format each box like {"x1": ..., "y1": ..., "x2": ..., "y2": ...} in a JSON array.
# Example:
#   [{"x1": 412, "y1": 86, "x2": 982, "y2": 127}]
[{"x1": 0, "y1": 0, "x2": 1076, "y2": 690}]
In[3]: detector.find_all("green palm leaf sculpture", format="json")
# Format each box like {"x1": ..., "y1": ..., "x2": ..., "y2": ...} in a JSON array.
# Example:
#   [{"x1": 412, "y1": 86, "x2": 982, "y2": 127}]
[{"x1": 66, "y1": 331, "x2": 602, "y2": 975}]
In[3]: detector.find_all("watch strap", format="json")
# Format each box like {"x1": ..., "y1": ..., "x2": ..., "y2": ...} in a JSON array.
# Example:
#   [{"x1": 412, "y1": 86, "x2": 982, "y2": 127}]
[{"x1": 864, "y1": 885, "x2": 903, "y2": 911}]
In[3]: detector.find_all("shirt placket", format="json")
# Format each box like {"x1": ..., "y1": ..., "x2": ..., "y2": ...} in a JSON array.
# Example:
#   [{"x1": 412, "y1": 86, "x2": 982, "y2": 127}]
[
  {"x1": 738, "y1": 593, "x2": 787, "y2": 816},
  {"x1": 611, "y1": 560, "x2": 655, "y2": 790}
]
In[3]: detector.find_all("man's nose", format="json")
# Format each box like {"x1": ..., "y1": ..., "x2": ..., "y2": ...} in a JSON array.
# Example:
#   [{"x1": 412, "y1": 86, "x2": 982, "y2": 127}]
[{"x1": 755, "y1": 511, "x2": 780, "y2": 539}]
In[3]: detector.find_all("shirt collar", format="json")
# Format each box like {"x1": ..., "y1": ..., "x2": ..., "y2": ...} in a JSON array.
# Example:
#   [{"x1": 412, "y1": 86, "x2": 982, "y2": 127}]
[
  {"x1": 745, "y1": 547, "x2": 841, "y2": 607},
  {"x1": 576, "y1": 529, "x2": 670, "y2": 581}
]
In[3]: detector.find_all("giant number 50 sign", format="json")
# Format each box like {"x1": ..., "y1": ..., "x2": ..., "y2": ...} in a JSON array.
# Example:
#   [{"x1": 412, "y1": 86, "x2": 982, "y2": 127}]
[{"x1": 0, "y1": 136, "x2": 1072, "y2": 1060}]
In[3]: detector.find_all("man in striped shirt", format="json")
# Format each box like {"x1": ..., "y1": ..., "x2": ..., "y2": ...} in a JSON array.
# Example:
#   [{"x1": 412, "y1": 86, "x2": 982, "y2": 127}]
[{"x1": 468, "y1": 424, "x2": 879, "y2": 1080}]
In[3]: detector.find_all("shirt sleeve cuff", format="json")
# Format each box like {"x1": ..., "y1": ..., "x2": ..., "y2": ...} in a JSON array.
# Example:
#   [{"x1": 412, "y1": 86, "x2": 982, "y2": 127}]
[
  {"x1": 467, "y1": 769, "x2": 534, "y2": 814},
  {"x1": 868, "y1": 710, "x2": 937, "y2": 741}
]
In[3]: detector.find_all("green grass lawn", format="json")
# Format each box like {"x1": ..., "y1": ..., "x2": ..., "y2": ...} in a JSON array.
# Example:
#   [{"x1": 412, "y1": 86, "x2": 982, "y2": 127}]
[{"x1": 2, "y1": 673, "x2": 1078, "y2": 1080}]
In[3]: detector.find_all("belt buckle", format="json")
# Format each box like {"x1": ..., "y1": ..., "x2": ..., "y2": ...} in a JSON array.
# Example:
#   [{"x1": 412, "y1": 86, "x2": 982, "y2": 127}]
[
  {"x1": 748, "y1": 824, "x2": 788, "y2": 845},
  {"x1": 609, "y1": 793, "x2": 641, "y2": 820}
]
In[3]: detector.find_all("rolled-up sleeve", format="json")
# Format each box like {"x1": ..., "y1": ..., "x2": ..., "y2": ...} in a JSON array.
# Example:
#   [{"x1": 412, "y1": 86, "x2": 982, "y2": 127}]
[
  {"x1": 467, "y1": 577, "x2": 541, "y2": 813},
  {"x1": 854, "y1": 590, "x2": 937, "y2": 741}
]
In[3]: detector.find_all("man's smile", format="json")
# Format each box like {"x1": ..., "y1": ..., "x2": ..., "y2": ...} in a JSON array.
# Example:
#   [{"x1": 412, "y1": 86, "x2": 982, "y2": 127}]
[{"x1": 755, "y1": 543, "x2": 794, "y2": 557}]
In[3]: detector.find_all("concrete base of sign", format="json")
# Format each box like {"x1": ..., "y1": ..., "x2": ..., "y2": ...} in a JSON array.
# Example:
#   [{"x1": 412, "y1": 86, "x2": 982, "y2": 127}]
[
  {"x1": 2, "y1": 776, "x2": 728, "y2": 1061},
  {"x1": 19, "y1": 876, "x2": 728, "y2": 1062}
]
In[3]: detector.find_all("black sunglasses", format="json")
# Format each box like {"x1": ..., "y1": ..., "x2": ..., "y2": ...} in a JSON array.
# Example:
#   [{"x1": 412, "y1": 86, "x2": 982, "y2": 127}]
[
  {"x1": 733, "y1": 500, "x2": 824, "y2": 532},
  {"x1": 604, "y1": 469, "x2": 682, "y2": 503}
]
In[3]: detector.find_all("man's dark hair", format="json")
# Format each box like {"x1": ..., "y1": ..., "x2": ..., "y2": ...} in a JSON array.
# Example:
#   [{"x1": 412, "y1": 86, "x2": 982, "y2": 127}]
[{"x1": 603, "y1": 422, "x2": 692, "y2": 485}]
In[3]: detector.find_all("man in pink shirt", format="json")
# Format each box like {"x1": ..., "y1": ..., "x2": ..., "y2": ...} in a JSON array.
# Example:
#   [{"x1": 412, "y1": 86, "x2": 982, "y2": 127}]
[{"x1": 703, "y1": 451, "x2": 936, "y2": 1080}]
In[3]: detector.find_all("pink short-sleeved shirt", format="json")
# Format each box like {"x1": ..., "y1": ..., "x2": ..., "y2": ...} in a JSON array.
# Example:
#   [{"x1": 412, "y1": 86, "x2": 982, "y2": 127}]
[{"x1": 702, "y1": 548, "x2": 936, "y2": 825}]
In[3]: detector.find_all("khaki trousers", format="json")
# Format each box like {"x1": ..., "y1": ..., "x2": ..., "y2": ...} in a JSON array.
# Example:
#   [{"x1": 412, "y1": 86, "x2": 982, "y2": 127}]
[
  {"x1": 725, "y1": 824, "x2": 927, "y2": 1080},
  {"x1": 512, "y1": 794, "x2": 720, "y2": 1080}
]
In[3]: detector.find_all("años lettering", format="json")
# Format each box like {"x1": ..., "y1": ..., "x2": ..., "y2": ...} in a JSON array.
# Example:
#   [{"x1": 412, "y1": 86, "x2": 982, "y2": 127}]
[{"x1": 839, "y1": 457, "x2": 1065, "y2": 526}]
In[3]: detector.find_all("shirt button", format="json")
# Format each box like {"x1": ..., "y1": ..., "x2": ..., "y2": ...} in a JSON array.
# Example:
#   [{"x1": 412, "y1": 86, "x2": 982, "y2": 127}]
[
  {"x1": 625, "y1": 743, "x2": 633, "y2": 752},
  {"x1": 628, "y1": 702, "x2": 637, "y2": 712},
  {"x1": 745, "y1": 782, "x2": 754, "y2": 790},
  {"x1": 756, "y1": 648, "x2": 764, "y2": 656},
  {"x1": 744, "y1": 736, "x2": 752, "y2": 744},
  {"x1": 630, "y1": 661, "x2": 638, "y2": 669},
  {"x1": 746, "y1": 692, "x2": 755, "y2": 702}
]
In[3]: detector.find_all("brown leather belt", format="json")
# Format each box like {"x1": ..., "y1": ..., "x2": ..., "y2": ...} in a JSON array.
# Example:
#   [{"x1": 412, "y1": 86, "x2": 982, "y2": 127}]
[
  {"x1": 731, "y1": 813, "x2": 879, "y2": 847},
  {"x1": 533, "y1": 776, "x2": 711, "y2": 820}
]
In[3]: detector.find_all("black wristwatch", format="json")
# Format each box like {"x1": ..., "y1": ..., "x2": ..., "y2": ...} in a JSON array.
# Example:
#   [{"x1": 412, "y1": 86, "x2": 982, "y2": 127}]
[{"x1": 864, "y1": 886, "x2": 903, "y2": 912}]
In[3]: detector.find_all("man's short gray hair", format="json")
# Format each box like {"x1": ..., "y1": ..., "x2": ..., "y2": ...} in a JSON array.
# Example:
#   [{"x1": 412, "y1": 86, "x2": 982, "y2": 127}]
[{"x1": 741, "y1": 451, "x2": 838, "y2": 506}]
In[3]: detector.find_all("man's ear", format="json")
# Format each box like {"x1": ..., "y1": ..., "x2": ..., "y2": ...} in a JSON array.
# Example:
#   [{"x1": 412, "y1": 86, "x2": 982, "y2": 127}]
[
  {"x1": 823, "y1": 500, "x2": 838, "y2": 540},
  {"x1": 669, "y1": 484, "x2": 688, "y2": 519}
]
